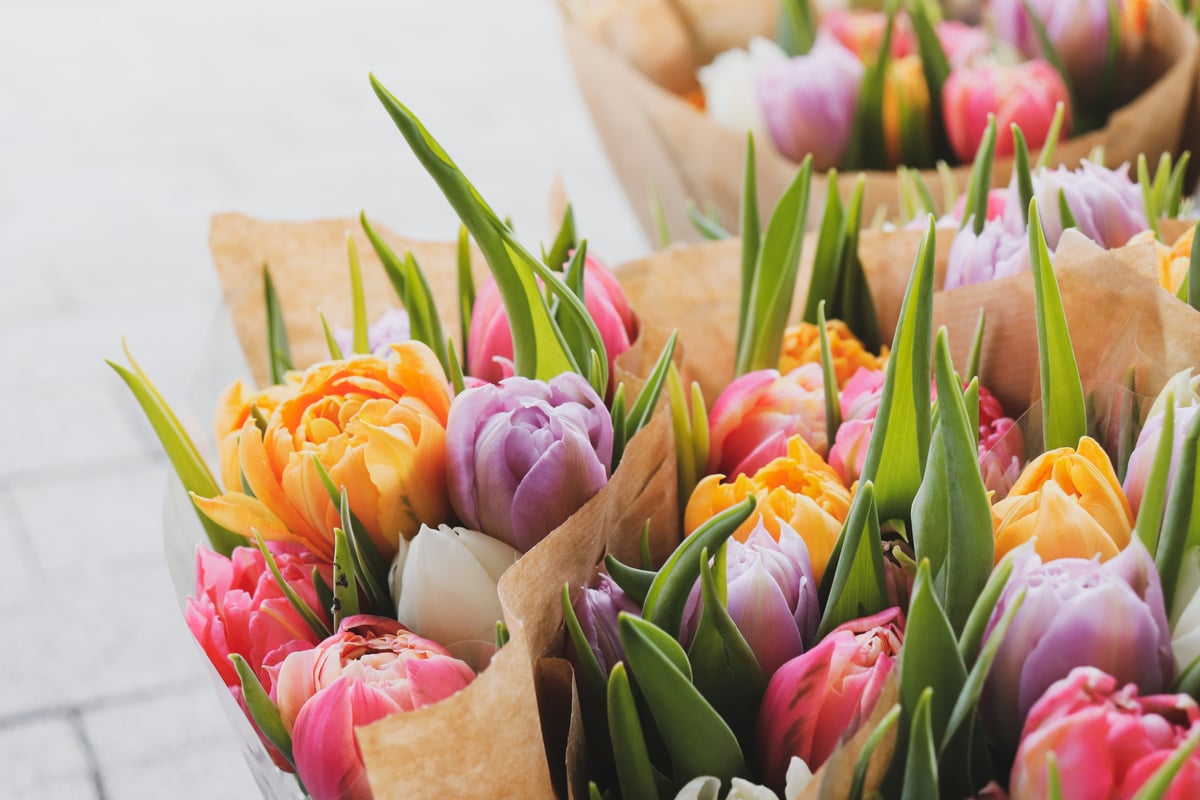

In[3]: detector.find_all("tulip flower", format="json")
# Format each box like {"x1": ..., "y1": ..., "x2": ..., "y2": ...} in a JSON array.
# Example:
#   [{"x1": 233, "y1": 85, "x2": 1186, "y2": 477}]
[
  {"x1": 979, "y1": 416, "x2": 1025, "y2": 499},
  {"x1": 1011, "y1": 667, "x2": 1200, "y2": 799},
  {"x1": 992, "y1": 436, "x2": 1134, "y2": 564},
  {"x1": 882, "y1": 55, "x2": 933, "y2": 168},
  {"x1": 1124, "y1": 405, "x2": 1199, "y2": 519},
  {"x1": 680, "y1": 520, "x2": 819, "y2": 677},
  {"x1": 446, "y1": 372, "x2": 613, "y2": 552},
  {"x1": 778, "y1": 320, "x2": 886, "y2": 390},
  {"x1": 467, "y1": 255, "x2": 637, "y2": 386},
  {"x1": 276, "y1": 615, "x2": 476, "y2": 800},
  {"x1": 195, "y1": 344, "x2": 453, "y2": 562},
  {"x1": 757, "y1": 36, "x2": 863, "y2": 168},
  {"x1": 828, "y1": 367, "x2": 885, "y2": 484},
  {"x1": 757, "y1": 607, "x2": 904, "y2": 792},
  {"x1": 1147, "y1": 368, "x2": 1200, "y2": 419},
  {"x1": 947, "y1": 188, "x2": 1011, "y2": 227},
  {"x1": 569, "y1": 573, "x2": 641, "y2": 678},
  {"x1": 936, "y1": 20, "x2": 992, "y2": 69},
  {"x1": 943, "y1": 216, "x2": 1032, "y2": 290},
  {"x1": 333, "y1": 307, "x2": 412, "y2": 359},
  {"x1": 708, "y1": 364, "x2": 829, "y2": 478},
  {"x1": 980, "y1": 541, "x2": 1174, "y2": 750},
  {"x1": 698, "y1": 37, "x2": 788, "y2": 143},
  {"x1": 822, "y1": 10, "x2": 914, "y2": 62},
  {"x1": 686, "y1": 436, "x2": 851, "y2": 581},
  {"x1": 389, "y1": 524, "x2": 519, "y2": 666},
  {"x1": 212, "y1": 378, "x2": 297, "y2": 497},
  {"x1": 1129, "y1": 227, "x2": 1196, "y2": 294},
  {"x1": 1010, "y1": 160, "x2": 1148, "y2": 251},
  {"x1": 942, "y1": 59, "x2": 1071, "y2": 164}
]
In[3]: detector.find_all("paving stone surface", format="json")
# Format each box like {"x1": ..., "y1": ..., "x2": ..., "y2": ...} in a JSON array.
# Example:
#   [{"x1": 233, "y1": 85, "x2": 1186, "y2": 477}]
[{"x1": 0, "y1": 0, "x2": 645, "y2": 796}]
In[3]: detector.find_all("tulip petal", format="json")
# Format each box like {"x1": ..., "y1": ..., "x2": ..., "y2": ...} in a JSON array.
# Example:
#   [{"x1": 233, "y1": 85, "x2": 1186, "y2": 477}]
[{"x1": 405, "y1": 655, "x2": 475, "y2": 710}]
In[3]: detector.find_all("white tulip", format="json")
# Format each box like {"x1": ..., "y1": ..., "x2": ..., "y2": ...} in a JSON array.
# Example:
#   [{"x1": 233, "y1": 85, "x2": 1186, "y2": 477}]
[
  {"x1": 697, "y1": 37, "x2": 786, "y2": 142},
  {"x1": 389, "y1": 524, "x2": 519, "y2": 666},
  {"x1": 672, "y1": 776, "x2": 780, "y2": 800},
  {"x1": 1149, "y1": 368, "x2": 1200, "y2": 420}
]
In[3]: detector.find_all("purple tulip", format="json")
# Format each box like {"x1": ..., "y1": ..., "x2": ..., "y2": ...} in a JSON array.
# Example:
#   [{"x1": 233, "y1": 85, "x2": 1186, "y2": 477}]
[
  {"x1": 334, "y1": 307, "x2": 412, "y2": 358},
  {"x1": 1005, "y1": 160, "x2": 1148, "y2": 251},
  {"x1": 445, "y1": 373, "x2": 613, "y2": 552},
  {"x1": 756, "y1": 35, "x2": 863, "y2": 168},
  {"x1": 1124, "y1": 405, "x2": 1200, "y2": 519},
  {"x1": 680, "y1": 519, "x2": 819, "y2": 677},
  {"x1": 943, "y1": 216, "x2": 1032, "y2": 290},
  {"x1": 980, "y1": 540, "x2": 1174, "y2": 750},
  {"x1": 570, "y1": 573, "x2": 640, "y2": 677}
]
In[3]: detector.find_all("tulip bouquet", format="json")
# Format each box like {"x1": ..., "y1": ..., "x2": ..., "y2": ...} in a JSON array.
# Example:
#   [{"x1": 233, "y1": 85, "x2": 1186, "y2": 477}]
[
  {"x1": 559, "y1": 0, "x2": 1198, "y2": 244},
  {"x1": 112, "y1": 76, "x2": 694, "y2": 800}
]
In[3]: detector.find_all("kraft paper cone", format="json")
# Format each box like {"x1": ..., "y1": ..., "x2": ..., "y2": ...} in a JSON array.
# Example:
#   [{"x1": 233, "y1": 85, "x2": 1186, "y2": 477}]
[{"x1": 563, "y1": 1, "x2": 1199, "y2": 245}]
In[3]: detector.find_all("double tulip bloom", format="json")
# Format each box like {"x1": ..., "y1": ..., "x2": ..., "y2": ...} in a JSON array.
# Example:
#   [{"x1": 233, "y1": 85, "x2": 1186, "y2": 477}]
[{"x1": 778, "y1": 320, "x2": 886, "y2": 390}]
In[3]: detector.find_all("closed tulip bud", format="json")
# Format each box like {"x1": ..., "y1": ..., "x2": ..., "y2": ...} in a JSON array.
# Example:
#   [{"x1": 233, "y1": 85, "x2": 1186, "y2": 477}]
[
  {"x1": 1010, "y1": 160, "x2": 1148, "y2": 251},
  {"x1": 778, "y1": 320, "x2": 887, "y2": 390},
  {"x1": 446, "y1": 373, "x2": 613, "y2": 552},
  {"x1": 467, "y1": 255, "x2": 637, "y2": 387},
  {"x1": 389, "y1": 524, "x2": 519, "y2": 667},
  {"x1": 992, "y1": 436, "x2": 1134, "y2": 564},
  {"x1": 708, "y1": 364, "x2": 829, "y2": 478},
  {"x1": 757, "y1": 36, "x2": 863, "y2": 168},
  {"x1": 333, "y1": 308, "x2": 412, "y2": 359},
  {"x1": 943, "y1": 216, "x2": 1032, "y2": 290},
  {"x1": 943, "y1": 60, "x2": 1071, "y2": 164},
  {"x1": 570, "y1": 573, "x2": 640, "y2": 677},
  {"x1": 1123, "y1": 405, "x2": 1199, "y2": 519},
  {"x1": 698, "y1": 37, "x2": 788, "y2": 142},
  {"x1": 981, "y1": 541, "x2": 1174, "y2": 750},
  {"x1": 1011, "y1": 667, "x2": 1200, "y2": 800},
  {"x1": 757, "y1": 607, "x2": 904, "y2": 792},
  {"x1": 681, "y1": 520, "x2": 819, "y2": 677},
  {"x1": 276, "y1": 616, "x2": 475, "y2": 800},
  {"x1": 686, "y1": 436, "x2": 851, "y2": 582}
]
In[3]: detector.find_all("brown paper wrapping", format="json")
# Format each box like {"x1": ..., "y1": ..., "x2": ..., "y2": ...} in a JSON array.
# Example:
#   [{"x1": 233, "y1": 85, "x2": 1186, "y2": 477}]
[{"x1": 562, "y1": 1, "x2": 1199, "y2": 245}]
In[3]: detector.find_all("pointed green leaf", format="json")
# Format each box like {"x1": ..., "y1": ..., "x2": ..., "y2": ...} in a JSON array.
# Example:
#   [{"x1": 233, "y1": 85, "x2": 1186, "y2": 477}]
[
  {"x1": 605, "y1": 553, "x2": 656, "y2": 607},
  {"x1": 690, "y1": 382, "x2": 710, "y2": 479},
  {"x1": 818, "y1": 302, "x2": 843, "y2": 450},
  {"x1": 457, "y1": 224, "x2": 475, "y2": 362},
  {"x1": 1135, "y1": 399, "x2": 1176, "y2": 554},
  {"x1": 1189, "y1": 221, "x2": 1200, "y2": 312},
  {"x1": 263, "y1": 266, "x2": 294, "y2": 385},
  {"x1": 910, "y1": 0, "x2": 952, "y2": 162},
  {"x1": 966, "y1": 309, "x2": 986, "y2": 383},
  {"x1": 964, "y1": 378, "x2": 980, "y2": 448},
  {"x1": 1173, "y1": 645, "x2": 1200, "y2": 696},
  {"x1": 819, "y1": 482, "x2": 889, "y2": 638},
  {"x1": 447, "y1": 338, "x2": 466, "y2": 395},
  {"x1": 961, "y1": 116, "x2": 997, "y2": 235},
  {"x1": 607, "y1": 662, "x2": 661, "y2": 800},
  {"x1": 1013, "y1": 127, "x2": 1035, "y2": 226},
  {"x1": 901, "y1": 560, "x2": 968, "y2": 751},
  {"x1": 546, "y1": 204, "x2": 577, "y2": 271},
  {"x1": 345, "y1": 233, "x2": 370, "y2": 354},
  {"x1": 331, "y1": 527, "x2": 359, "y2": 628},
  {"x1": 563, "y1": 584, "x2": 609, "y2": 701},
  {"x1": 623, "y1": 331, "x2": 679, "y2": 446},
  {"x1": 669, "y1": 364, "x2": 699, "y2": 510},
  {"x1": 319, "y1": 311, "x2": 345, "y2": 360},
  {"x1": 777, "y1": 0, "x2": 817, "y2": 55},
  {"x1": 686, "y1": 201, "x2": 732, "y2": 240},
  {"x1": 957, "y1": 556, "x2": 1014, "y2": 666},
  {"x1": 848, "y1": 703, "x2": 901, "y2": 800},
  {"x1": 1154, "y1": 407, "x2": 1200, "y2": 612},
  {"x1": 1020, "y1": 0, "x2": 1076, "y2": 104},
  {"x1": 900, "y1": 688, "x2": 939, "y2": 800},
  {"x1": 495, "y1": 620, "x2": 510, "y2": 649},
  {"x1": 309, "y1": 457, "x2": 390, "y2": 613},
  {"x1": 843, "y1": 9, "x2": 895, "y2": 170},
  {"x1": 740, "y1": 134, "x2": 761, "y2": 337},
  {"x1": 1166, "y1": 153, "x2": 1192, "y2": 218},
  {"x1": 1029, "y1": 200, "x2": 1088, "y2": 451},
  {"x1": 402, "y1": 252, "x2": 451, "y2": 373},
  {"x1": 249, "y1": 529, "x2": 331, "y2": 640},
  {"x1": 832, "y1": 176, "x2": 880, "y2": 352},
  {"x1": 231, "y1": 653, "x2": 295, "y2": 767},
  {"x1": 649, "y1": 183, "x2": 671, "y2": 248},
  {"x1": 1035, "y1": 103, "x2": 1067, "y2": 170},
  {"x1": 1139, "y1": 155, "x2": 1164, "y2": 240},
  {"x1": 1130, "y1": 722, "x2": 1200, "y2": 800},
  {"x1": 802, "y1": 171, "x2": 846, "y2": 325}
]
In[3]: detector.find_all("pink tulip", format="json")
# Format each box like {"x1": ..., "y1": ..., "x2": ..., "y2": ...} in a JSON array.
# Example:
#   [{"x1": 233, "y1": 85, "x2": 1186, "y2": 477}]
[
  {"x1": 980, "y1": 415, "x2": 1025, "y2": 499},
  {"x1": 708, "y1": 364, "x2": 828, "y2": 479},
  {"x1": 1011, "y1": 666, "x2": 1200, "y2": 799},
  {"x1": 276, "y1": 615, "x2": 476, "y2": 800},
  {"x1": 942, "y1": 59, "x2": 1071, "y2": 164},
  {"x1": 757, "y1": 36, "x2": 863, "y2": 168},
  {"x1": 936, "y1": 20, "x2": 992, "y2": 69},
  {"x1": 467, "y1": 255, "x2": 637, "y2": 386},
  {"x1": 949, "y1": 188, "x2": 1012, "y2": 227},
  {"x1": 757, "y1": 607, "x2": 904, "y2": 791},
  {"x1": 829, "y1": 367, "x2": 885, "y2": 484},
  {"x1": 822, "y1": 10, "x2": 915, "y2": 61}
]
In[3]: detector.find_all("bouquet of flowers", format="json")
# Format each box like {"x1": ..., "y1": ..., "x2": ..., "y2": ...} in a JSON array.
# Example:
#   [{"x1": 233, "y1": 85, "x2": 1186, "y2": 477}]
[{"x1": 558, "y1": 0, "x2": 1199, "y2": 245}]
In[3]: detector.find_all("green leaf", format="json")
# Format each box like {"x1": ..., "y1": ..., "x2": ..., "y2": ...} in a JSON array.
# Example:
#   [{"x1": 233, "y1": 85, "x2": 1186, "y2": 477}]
[
  {"x1": 957, "y1": 556, "x2": 1014, "y2": 667},
  {"x1": 310, "y1": 458, "x2": 390, "y2": 613},
  {"x1": 1135, "y1": 399, "x2": 1176, "y2": 554},
  {"x1": 1035, "y1": 103, "x2": 1068, "y2": 170},
  {"x1": 605, "y1": 553, "x2": 656, "y2": 606},
  {"x1": 691, "y1": 381, "x2": 710, "y2": 479},
  {"x1": 1189, "y1": 221, "x2": 1200, "y2": 312},
  {"x1": 619, "y1": 614, "x2": 748, "y2": 782},
  {"x1": 1029, "y1": 200, "x2": 1088, "y2": 451},
  {"x1": 107, "y1": 347, "x2": 243, "y2": 556},
  {"x1": 1046, "y1": 752, "x2": 1065, "y2": 800},
  {"x1": 777, "y1": 0, "x2": 817, "y2": 55},
  {"x1": 331, "y1": 527, "x2": 359, "y2": 628},
  {"x1": 857, "y1": 217, "x2": 935, "y2": 523},
  {"x1": 819, "y1": 482, "x2": 889, "y2": 638},
  {"x1": 1180, "y1": 272, "x2": 1192, "y2": 304},
  {"x1": 900, "y1": 688, "x2": 939, "y2": 800},
  {"x1": 735, "y1": 156, "x2": 814, "y2": 376},
  {"x1": 650, "y1": 183, "x2": 671, "y2": 249},
  {"x1": 643, "y1": 498, "x2": 756, "y2": 638},
  {"x1": 1056, "y1": 187, "x2": 1079, "y2": 232},
  {"x1": 496, "y1": 620, "x2": 510, "y2": 649},
  {"x1": 231, "y1": 653, "x2": 295, "y2": 768},
  {"x1": 963, "y1": 378, "x2": 980, "y2": 448},
  {"x1": 1173, "y1": 645, "x2": 1200, "y2": 696},
  {"x1": 263, "y1": 266, "x2": 293, "y2": 385},
  {"x1": 607, "y1": 662, "x2": 661, "y2": 800},
  {"x1": 686, "y1": 201, "x2": 732, "y2": 240},
  {"x1": 848, "y1": 703, "x2": 901, "y2": 800},
  {"x1": 249, "y1": 529, "x2": 331, "y2": 640},
  {"x1": 912, "y1": 329, "x2": 994, "y2": 634},
  {"x1": 831, "y1": 176, "x2": 880, "y2": 352},
  {"x1": 313, "y1": 567, "x2": 333, "y2": 622},
  {"x1": 1013, "y1": 127, "x2": 1035, "y2": 226},
  {"x1": 457, "y1": 224, "x2": 475, "y2": 363},
  {"x1": 966, "y1": 309, "x2": 986, "y2": 383},
  {"x1": 900, "y1": 560, "x2": 968, "y2": 753},
  {"x1": 910, "y1": 0, "x2": 952, "y2": 162},
  {"x1": 818, "y1": 302, "x2": 843, "y2": 450},
  {"x1": 668, "y1": 365, "x2": 698, "y2": 510},
  {"x1": 447, "y1": 338, "x2": 466, "y2": 395},
  {"x1": 563, "y1": 584, "x2": 609, "y2": 702},
  {"x1": 346, "y1": 234, "x2": 370, "y2": 355},
  {"x1": 546, "y1": 204, "x2": 577, "y2": 271},
  {"x1": 802, "y1": 171, "x2": 846, "y2": 325},
  {"x1": 319, "y1": 311, "x2": 345, "y2": 360},
  {"x1": 960, "y1": 116, "x2": 997, "y2": 236},
  {"x1": 1154, "y1": 407, "x2": 1200, "y2": 613},
  {"x1": 843, "y1": 8, "x2": 895, "y2": 170},
  {"x1": 740, "y1": 134, "x2": 761, "y2": 336},
  {"x1": 1166, "y1": 153, "x2": 1192, "y2": 218},
  {"x1": 1130, "y1": 722, "x2": 1200, "y2": 800},
  {"x1": 1139, "y1": 155, "x2": 1165, "y2": 240},
  {"x1": 641, "y1": 522, "x2": 654, "y2": 571}
]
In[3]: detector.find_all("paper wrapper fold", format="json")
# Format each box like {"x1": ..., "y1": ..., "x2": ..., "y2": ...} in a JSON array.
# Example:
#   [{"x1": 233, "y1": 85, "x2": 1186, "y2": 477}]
[{"x1": 562, "y1": 1, "x2": 1199, "y2": 245}]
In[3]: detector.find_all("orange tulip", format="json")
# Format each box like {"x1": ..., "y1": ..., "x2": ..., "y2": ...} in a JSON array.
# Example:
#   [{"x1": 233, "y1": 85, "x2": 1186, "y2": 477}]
[
  {"x1": 685, "y1": 436, "x2": 851, "y2": 580},
  {"x1": 992, "y1": 436, "x2": 1133, "y2": 564},
  {"x1": 195, "y1": 343, "x2": 453, "y2": 561},
  {"x1": 1128, "y1": 228, "x2": 1194, "y2": 295},
  {"x1": 882, "y1": 55, "x2": 932, "y2": 168},
  {"x1": 213, "y1": 378, "x2": 299, "y2": 495},
  {"x1": 779, "y1": 320, "x2": 886, "y2": 390}
]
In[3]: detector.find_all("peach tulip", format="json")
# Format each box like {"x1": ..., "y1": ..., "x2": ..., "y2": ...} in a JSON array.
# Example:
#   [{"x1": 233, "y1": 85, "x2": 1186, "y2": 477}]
[
  {"x1": 196, "y1": 344, "x2": 453, "y2": 561},
  {"x1": 992, "y1": 436, "x2": 1134, "y2": 564},
  {"x1": 777, "y1": 320, "x2": 886, "y2": 389}
]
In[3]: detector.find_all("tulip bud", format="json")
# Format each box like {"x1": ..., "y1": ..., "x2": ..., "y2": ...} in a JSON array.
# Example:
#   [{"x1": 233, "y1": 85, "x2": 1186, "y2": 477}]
[
  {"x1": 981, "y1": 541, "x2": 1174, "y2": 750},
  {"x1": 1010, "y1": 160, "x2": 1148, "y2": 251},
  {"x1": 389, "y1": 524, "x2": 519, "y2": 666},
  {"x1": 334, "y1": 307, "x2": 412, "y2": 359},
  {"x1": 1124, "y1": 405, "x2": 1199, "y2": 519},
  {"x1": 757, "y1": 607, "x2": 904, "y2": 792},
  {"x1": 681, "y1": 520, "x2": 819, "y2": 677},
  {"x1": 944, "y1": 217, "x2": 1032, "y2": 290},
  {"x1": 1011, "y1": 667, "x2": 1200, "y2": 799},
  {"x1": 757, "y1": 36, "x2": 863, "y2": 168},
  {"x1": 708, "y1": 364, "x2": 829, "y2": 479},
  {"x1": 698, "y1": 37, "x2": 788, "y2": 142},
  {"x1": 570, "y1": 573, "x2": 641, "y2": 678},
  {"x1": 942, "y1": 60, "x2": 1071, "y2": 164},
  {"x1": 446, "y1": 373, "x2": 613, "y2": 552}
]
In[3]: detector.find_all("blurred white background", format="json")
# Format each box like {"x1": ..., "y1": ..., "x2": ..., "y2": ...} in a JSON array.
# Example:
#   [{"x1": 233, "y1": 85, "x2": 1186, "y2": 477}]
[{"x1": 0, "y1": 1, "x2": 645, "y2": 796}]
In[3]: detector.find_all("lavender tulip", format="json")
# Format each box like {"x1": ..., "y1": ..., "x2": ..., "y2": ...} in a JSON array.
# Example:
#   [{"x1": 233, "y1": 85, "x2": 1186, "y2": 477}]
[
  {"x1": 943, "y1": 216, "x2": 1031, "y2": 290},
  {"x1": 1005, "y1": 160, "x2": 1148, "y2": 251},
  {"x1": 756, "y1": 36, "x2": 863, "y2": 168},
  {"x1": 1124, "y1": 405, "x2": 1199, "y2": 519},
  {"x1": 445, "y1": 373, "x2": 613, "y2": 552},
  {"x1": 680, "y1": 520, "x2": 819, "y2": 677},
  {"x1": 570, "y1": 573, "x2": 640, "y2": 678},
  {"x1": 980, "y1": 540, "x2": 1174, "y2": 750}
]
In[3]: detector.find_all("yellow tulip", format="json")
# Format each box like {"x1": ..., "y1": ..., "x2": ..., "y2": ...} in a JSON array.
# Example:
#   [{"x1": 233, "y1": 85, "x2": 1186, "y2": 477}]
[
  {"x1": 195, "y1": 343, "x2": 452, "y2": 561},
  {"x1": 779, "y1": 320, "x2": 887, "y2": 390},
  {"x1": 882, "y1": 55, "x2": 931, "y2": 168},
  {"x1": 685, "y1": 436, "x2": 851, "y2": 581},
  {"x1": 1128, "y1": 228, "x2": 1194, "y2": 295},
  {"x1": 992, "y1": 436, "x2": 1133, "y2": 564}
]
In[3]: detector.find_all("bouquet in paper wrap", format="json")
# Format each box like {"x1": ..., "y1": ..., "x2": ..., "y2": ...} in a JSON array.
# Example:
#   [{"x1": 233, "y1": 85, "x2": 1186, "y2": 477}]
[{"x1": 558, "y1": 0, "x2": 1199, "y2": 244}]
